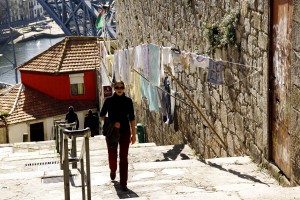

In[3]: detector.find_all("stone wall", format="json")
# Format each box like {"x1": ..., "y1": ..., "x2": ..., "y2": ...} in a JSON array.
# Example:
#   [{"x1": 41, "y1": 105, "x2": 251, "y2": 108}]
[{"x1": 115, "y1": 0, "x2": 269, "y2": 169}]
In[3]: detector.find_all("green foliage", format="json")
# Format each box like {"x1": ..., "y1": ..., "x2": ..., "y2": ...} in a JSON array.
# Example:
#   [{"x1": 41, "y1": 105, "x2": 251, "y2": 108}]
[
  {"x1": 204, "y1": 10, "x2": 240, "y2": 54},
  {"x1": 0, "y1": 111, "x2": 9, "y2": 119}
]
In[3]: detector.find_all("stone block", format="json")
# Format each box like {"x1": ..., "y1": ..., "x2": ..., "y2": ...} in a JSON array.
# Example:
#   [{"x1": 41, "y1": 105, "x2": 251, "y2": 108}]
[
  {"x1": 291, "y1": 109, "x2": 300, "y2": 137},
  {"x1": 293, "y1": 0, "x2": 300, "y2": 24},
  {"x1": 220, "y1": 103, "x2": 228, "y2": 128},
  {"x1": 248, "y1": 0, "x2": 257, "y2": 10},
  {"x1": 258, "y1": 32, "x2": 268, "y2": 51},
  {"x1": 292, "y1": 22, "x2": 300, "y2": 52},
  {"x1": 251, "y1": 11, "x2": 262, "y2": 31}
]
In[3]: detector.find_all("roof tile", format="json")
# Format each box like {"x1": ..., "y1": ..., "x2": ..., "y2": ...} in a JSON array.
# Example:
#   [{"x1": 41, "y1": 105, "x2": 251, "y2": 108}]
[
  {"x1": 18, "y1": 36, "x2": 101, "y2": 74},
  {"x1": 0, "y1": 84, "x2": 97, "y2": 125}
]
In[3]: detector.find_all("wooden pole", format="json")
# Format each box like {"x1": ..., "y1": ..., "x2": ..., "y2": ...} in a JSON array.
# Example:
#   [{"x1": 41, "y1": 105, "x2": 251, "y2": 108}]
[{"x1": 164, "y1": 65, "x2": 229, "y2": 153}]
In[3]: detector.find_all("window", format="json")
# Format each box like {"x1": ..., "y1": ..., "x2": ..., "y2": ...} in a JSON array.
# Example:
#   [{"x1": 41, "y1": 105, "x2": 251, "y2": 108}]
[{"x1": 69, "y1": 73, "x2": 85, "y2": 96}]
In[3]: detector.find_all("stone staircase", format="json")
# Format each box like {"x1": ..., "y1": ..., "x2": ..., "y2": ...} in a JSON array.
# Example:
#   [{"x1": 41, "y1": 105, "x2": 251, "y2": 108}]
[
  {"x1": 0, "y1": 135, "x2": 206, "y2": 200},
  {"x1": 1, "y1": 135, "x2": 298, "y2": 200}
]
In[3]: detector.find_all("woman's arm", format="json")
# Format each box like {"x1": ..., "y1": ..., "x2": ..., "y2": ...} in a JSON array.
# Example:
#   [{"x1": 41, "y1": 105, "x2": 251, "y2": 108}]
[{"x1": 130, "y1": 119, "x2": 136, "y2": 144}]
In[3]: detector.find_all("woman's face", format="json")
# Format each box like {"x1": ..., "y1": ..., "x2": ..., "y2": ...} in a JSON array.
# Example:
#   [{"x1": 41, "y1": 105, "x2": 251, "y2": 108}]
[{"x1": 114, "y1": 83, "x2": 125, "y2": 96}]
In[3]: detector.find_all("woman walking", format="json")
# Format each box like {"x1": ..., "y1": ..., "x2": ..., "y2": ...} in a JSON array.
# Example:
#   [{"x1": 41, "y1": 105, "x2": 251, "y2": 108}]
[{"x1": 100, "y1": 81, "x2": 136, "y2": 191}]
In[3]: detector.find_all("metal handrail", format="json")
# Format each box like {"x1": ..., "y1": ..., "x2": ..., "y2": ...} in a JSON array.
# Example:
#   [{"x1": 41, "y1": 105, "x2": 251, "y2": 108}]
[
  {"x1": 57, "y1": 122, "x2": 77, "y2": 169},
  {"x1": 62, "y1": 127, "x2": 91, "y2": 200}
]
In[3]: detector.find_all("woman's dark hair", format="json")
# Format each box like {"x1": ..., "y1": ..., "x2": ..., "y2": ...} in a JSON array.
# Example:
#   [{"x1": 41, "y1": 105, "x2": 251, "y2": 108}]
[{"x1": 113, "y1": 81, "x2": 125, "y2": 88}]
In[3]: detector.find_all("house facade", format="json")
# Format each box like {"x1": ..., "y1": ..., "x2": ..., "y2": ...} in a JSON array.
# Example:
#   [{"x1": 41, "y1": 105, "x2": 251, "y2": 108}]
[{"x1": 0, "y1": 36, "x2": 102, "y2": 143}]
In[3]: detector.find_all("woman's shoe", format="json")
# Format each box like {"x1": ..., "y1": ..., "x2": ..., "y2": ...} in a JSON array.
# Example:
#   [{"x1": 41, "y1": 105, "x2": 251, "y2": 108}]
[{"x1": 110, "y1": 172, "x2": 116, "y2": 180}]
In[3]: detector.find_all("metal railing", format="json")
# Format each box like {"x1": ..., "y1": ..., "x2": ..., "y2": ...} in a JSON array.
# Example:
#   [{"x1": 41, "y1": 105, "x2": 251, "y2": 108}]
[
  {"x1": 56, "y1": 122, "x2": 77, "y2": 169},
  {"x1": 62, "y1": 127, "x2": 92, "y2": 200},
  {"x1": 52, "y1": 121, "x2": 91, "y2": 200}
]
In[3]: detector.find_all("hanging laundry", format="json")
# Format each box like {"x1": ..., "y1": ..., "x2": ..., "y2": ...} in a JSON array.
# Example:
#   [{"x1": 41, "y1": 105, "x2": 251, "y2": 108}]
[
  {"x1": 106, "y1": 55, "x2": 114, "y2": 77},
  {"x1": 189, "y1": 53, "x2": 209, "y2": 68},
  {"x1": 128, "y1": 47, "x2": 135, "y2": 69},
  {"x1": 141, "y1": 44, "x2": 149, "y2": 78},
  {"x1": 207, "y1": 60, "x2": 224, "y2": 84},
  {"x1": 119, "y1": 50, "x2": 130, "y2": 85},
  {"x1": 113, "y1": 50, "x2": 121, "y2": 82},
  {"x1": 133, "y1": 72, "x2": 142, "y2": 105},
  {"x1": 161, "y1": 47, "x2": 173, "y2": 81},
  {"x1": 100, "y1": 41, "x2": 107, "y2": 66},
  {"x1": 148, "y1": 84, "x2": 160, "y2": 112},
  {"x1": 148, "y1": 44, "x2": 161, "y2": 86},
  {"x1": 163, "y1": 76, "x2": 172, "y2": 124},
  {"x1": 180, "y1": 51, "x2": 190, "y2": 69},
  {"x1": 128, "y1": 47, "x2": 135, "y2": 87},
  {"x1": 140, "y1": 76, "x2": 150, "y2": 99},
  {"x1": 99, "y1": 42, "x2": 110, "y2": 85},
  {"x1": 134, "y1": 45, "x2": 142, "y2": 69},
  {"x1": 156, "y1": 87, "x2": 167, "y2": 115}
]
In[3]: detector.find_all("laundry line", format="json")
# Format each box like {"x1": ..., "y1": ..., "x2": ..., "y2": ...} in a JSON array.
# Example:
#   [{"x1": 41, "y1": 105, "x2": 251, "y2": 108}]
[{"x1": 131, "y1": 68, "x2": 193, "y2": 107}]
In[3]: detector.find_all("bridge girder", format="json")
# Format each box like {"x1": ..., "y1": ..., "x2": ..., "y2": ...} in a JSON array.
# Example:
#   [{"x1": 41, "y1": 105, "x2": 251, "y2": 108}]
[{"x1": 37, "y1": 0, "x2": 116, "y2": 38}]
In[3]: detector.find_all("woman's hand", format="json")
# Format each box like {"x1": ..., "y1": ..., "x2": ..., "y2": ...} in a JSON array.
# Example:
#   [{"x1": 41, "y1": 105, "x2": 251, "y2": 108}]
[
  {"x1": 131, "y1": 134, "x2": 136, "y2": 144},
  {"x1": 114, "y1": 122, "x2": 120, "y2": 128}
]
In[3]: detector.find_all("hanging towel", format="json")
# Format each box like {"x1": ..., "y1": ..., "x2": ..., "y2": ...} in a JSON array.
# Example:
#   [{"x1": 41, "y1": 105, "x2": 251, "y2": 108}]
[
  {"x1": 189, "y1": 53, "x2": 209, "y2": 68},
  {"x1": 106, "y1": 55, "x2": 114, "y2": 77},
  {"x1": 148, "y1": 84, "x2": 160, "y2": 112},
  {"x1": 113, "y1": 50, "x2": 121, "y2": 82},
  {"x1": 141, "y1": 44, "x2": 149, "y2": 78},
  {"x1": 100, "y1": 42, "x2": 110, "y2": 85},
  {"x1": 207, "y1": 60, "x2": 224, "y2": 84},
  {"x1": 161, "y1": 47, "x2": 172, "y2": 81},
  {"x1": 128, "y1": 47, "x2": 135, "y2": 69},
  {"x1": 140, "y1": 76, "x2": 150, "y2": 99},
  {"x1": 100, "y1": 41, "x2": 107, "y2": 66},
  {"x1": 128, "y1": 47, "x2": 135, "y2": 87},
  {"x1": 119, "y1": 50, "x2": 130, "y2": 85},
  {"x1": 133, "y1": 72, "x2": 142, "y2": 105},
  {"x1": 134, "y1": 45, "x2": 142, "y2": 69},
  {"x1": 148, "y1": 44, "x2": 161, "y2": 86}
]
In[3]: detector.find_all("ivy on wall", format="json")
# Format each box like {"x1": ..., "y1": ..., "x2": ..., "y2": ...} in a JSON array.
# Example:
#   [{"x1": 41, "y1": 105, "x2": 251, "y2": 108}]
[{"x1": 204, "y1": 10, "x2": 240, "y2": 54}]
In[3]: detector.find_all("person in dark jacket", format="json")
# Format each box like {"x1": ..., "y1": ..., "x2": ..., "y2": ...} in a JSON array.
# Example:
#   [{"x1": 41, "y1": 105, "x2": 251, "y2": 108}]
[
  {"x1": 84, "y1": 109, "x2": 99, "y2": 137},
  {"x1": 100, "y1": 81, "x2": 136, "y2": 191},
  {"x1": 65, "y1": 106, "x2": 79, "y2": 129}
]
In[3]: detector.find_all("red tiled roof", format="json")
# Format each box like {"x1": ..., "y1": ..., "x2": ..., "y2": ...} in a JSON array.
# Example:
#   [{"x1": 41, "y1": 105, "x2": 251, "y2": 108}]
[
  {"x1": 0, "y1": 84, "x2": 97, "y2": 125},
  {"x1": 0, "y1": 84, "x2": 21, "y2": 114},
  {"x1": 17, "y1": 36, "x2": 101, "y2": 73}
]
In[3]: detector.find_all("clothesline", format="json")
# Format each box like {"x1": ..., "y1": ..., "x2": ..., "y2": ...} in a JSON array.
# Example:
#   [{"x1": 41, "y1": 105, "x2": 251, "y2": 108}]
[
  {"x1": 131, "y1": 68, "x2": 193, "y2": 107},
  {"x1": 100, "y1": 40, "x2": 263, "y2": 98},
  {"x1": 99, "y1": 39, "x2": 192, "y2": 107}
]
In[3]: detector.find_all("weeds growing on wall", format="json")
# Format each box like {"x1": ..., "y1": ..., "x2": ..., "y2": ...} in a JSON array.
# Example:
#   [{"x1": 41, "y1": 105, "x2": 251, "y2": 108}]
[
  {"x1": 204, "y1": 10, "x2": 240, "y2": 55},
  {"x1": 0, "y1": 111, "x2": 9, "y2": 119}
]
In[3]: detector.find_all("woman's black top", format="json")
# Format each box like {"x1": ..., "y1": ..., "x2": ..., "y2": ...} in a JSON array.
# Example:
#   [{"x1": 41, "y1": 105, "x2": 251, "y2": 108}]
[{"x1": 100, "y1": 93, "x2": 135, "y2": 132}]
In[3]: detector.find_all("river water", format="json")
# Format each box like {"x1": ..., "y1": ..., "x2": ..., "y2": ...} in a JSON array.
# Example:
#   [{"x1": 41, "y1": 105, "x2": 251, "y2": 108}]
[{"x1": 0, "y1": 37, "x2": 64, "y2": 85}]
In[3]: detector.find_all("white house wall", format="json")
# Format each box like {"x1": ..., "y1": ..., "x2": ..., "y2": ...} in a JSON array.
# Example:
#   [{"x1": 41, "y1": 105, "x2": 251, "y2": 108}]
[
  {"x1": 9, "y1": 123, "x2": 27, "y2": 143},
  {"x1": 8, "y1": 110, "x2": 94, "y2": 143}
]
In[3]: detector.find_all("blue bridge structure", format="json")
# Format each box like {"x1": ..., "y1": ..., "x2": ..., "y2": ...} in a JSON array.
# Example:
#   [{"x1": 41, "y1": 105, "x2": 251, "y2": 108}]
[{"x1": 37, "y1": 0, "x2": 116, "y2": 38}]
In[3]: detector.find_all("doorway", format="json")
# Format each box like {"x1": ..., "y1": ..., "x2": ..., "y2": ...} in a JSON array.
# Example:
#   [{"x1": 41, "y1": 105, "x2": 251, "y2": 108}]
[
  {"x1": 270, "y1": 0, "x2": 293, "y2": 178},
  {"x1": 30, "y1": 122, "x2": 44, "y2": 142}
]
